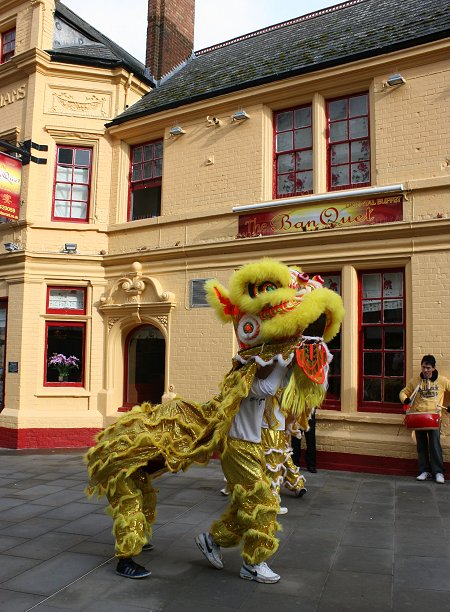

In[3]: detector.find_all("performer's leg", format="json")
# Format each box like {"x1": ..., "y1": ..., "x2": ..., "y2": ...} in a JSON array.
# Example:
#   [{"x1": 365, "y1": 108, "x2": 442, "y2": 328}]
[
  {"x1": 305, "y1": 413, "x2": 317, "y2": 472},
  {"x1": 106, "y1": 468, "x2": 155, "y2": 578},
  {"x1": 415, "y1": 430, "x2": 431, "y2": 474},
  {"x1": 210, "y1": 438, "x2": 280, "y2": 565},
  {"x1": 283, "y1": 445, "x2": 307, "y2": 497},
  {"x1": 427, "y1": 430, "x2": 444, "y2": 476},
  {"x1": 291, "y1": 435, "x2": 301, "y2": 467},
  {"x1": 261, "y1": 428, "x2": 286, "y2": 512}
]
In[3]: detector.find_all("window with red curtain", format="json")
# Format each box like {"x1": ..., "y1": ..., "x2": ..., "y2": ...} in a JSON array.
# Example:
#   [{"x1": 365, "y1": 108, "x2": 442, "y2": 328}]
[
  {"x1": 128, "y1": 140, "x2": 163, "y2": 220},
  {"x1": 1, "y1": 29, "x2": 15, "y2": 63},
  {"x1": 52, "y1": 146, "x2": 92, "y2": 222},
  {"x1": 44, "y1": 287, "x2": 87, "y2": 387},
  {"x1": 273, "y1": 104, "x2": 313, "y2": 198},
  {"x1": 327, "y1": 92, "x2": 370, "y2": 191},
  {"x1": 359, "y1": 270, "x2": 405, "y2": 412}
]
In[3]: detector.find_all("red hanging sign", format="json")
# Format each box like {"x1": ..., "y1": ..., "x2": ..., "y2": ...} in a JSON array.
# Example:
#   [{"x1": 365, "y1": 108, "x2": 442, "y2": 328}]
[{"x1": 0, "y1": 151, "x2": 22, "y2": 220}]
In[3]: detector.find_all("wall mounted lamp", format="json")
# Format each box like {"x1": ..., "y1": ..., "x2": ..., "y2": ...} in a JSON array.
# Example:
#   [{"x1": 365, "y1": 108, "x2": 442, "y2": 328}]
[
  {"x1": 231, "y1": 109, "x2": 250, "y2": 122},
  {"x1": 169, "y1": 125, "x2": 185, "y2": 137},
  {"x1": 386, "y1": 73, "x2": 406, "y2": 87},
  {"x1": 63, "y1": 243, "x2": 78, "y2": 254},
  {"x1": 4, "y1": 242, "x2": 20, "y2": 252}
]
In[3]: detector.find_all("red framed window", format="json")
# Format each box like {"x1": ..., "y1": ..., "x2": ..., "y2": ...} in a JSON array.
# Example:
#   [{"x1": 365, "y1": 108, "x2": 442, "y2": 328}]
[
  {"x1": 46, "y1": 287, "x2": 86, "y2": 315},
  {"x1": 327, "y1": 93, "x2": 370, "y2": 190},
  {"x1": 273, "y1": 104, "x2": 313, "y2": 198},
  {"x1": 359, "y1": 270, "x2": 405, "y2": 412},
  {"x1": 1, "y1": 29, "x2": 15, "y2": 63},
  {"x1": 44, "y1": 322, "x2": 85, "y2": 386},
  {"x1": 322, "y1": 273, "x2": 342, "y2": 409},
  {"x1": 52, "y1": 146, "x2": 92, "y2": 222},
  {"x1": 129, "y1": 140, "x2": 163, "y2": 220}
]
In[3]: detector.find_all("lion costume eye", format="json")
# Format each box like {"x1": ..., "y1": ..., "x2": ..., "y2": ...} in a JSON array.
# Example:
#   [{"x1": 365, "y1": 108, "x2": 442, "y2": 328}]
[{"x1": 248, "y1": 281, "x2": 278, "y2": 297}]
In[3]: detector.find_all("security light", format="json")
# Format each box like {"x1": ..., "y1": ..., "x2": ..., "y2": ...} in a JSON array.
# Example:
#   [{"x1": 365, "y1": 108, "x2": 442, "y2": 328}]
[
  {"x1": 169, "y1": 125, "x2": 185, "y2": 136},
  {"x1": 4, "y1": 242, "x2": 20, "y2": 252},
  {"x1": 231, "y1": 109, "x2": 250, "y2": 122},
  {"x1": 386, "y1": 73, "x2": 406, "y2": 87},
  {"x1": 63, "y1": 243, "x2": 78, "y2": 254}
]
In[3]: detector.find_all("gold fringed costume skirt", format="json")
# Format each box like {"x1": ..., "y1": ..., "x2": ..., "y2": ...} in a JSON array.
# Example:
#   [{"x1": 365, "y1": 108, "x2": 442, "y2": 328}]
[{"x1": 210, "y1": 437, "x2": 281, "y2": 565}]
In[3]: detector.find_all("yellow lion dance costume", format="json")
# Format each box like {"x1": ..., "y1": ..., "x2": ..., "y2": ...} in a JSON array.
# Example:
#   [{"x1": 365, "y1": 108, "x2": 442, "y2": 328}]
[{"x1": 85, "y1": 259, "x2": 344, "y2": 580}]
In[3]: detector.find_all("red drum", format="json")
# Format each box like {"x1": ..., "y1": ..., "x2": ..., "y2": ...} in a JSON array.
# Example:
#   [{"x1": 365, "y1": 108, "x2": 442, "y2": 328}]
[{"x1": 404, "y1": 412, "x2": 440, "y2": 430}]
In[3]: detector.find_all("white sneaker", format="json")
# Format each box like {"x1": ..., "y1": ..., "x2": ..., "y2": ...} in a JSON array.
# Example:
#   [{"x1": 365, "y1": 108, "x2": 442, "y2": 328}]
[
  {"x1": 416, "y1": 472, "x2": 431, "y2": 481},
  {"x1": 195, "y1": 532, "x2": 223, "y2": 569},
  {"x1": 240, "y1": 561, "x2": 280, "y2": 583},
  {"x1": 277, "y1": 506, "x2": 288, "y2": 515},
  {"x1": 219, "y1": 487, "x2": 229, "y2": 496},
  {"x1": 435, "y1": 473, "x2": 445, "y2": 484}
]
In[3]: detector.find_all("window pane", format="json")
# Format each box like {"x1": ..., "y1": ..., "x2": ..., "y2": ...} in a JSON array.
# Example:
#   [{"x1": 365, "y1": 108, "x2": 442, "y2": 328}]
[
  {"x1": 132, "y1": 147, "x2": 142, "y2": 163},
  {"x1": 72, "y1": 184, "x2": 88, "y2": 202},
  {"x1": 330, "y1": 351, "x2": 341, "y2": 375},
  {"x1": 331, "y1": 166, "x2": 349, "y2": 187},
  {"x1": 296, "y1": 171, "x2": 312, "y2": 193},
  {"x1": 384, "y1": 379, "x2": 403, "y2": 403},
  {"x1": 143, "y1": 144, "x2": 153, "y2": 161},
  {"x1": 75, "y1": 149, "x2": 90, "y2": 165},
  {"x1": 385, "y1": 327, "x2": 404, "y2": 349},
  {"x1": 349, "y1": 95, "x2": 368, "y2": 117},
  {"x1": 132, "y1": 165, "x2": 142, "y2": 182},
  {"x1": 385, "y1": 352, "x2": 404, "y2": 376},
  {"x1": 276, "y1": 132, "x2": 292, "y2": 152},
  {"x1": 351, "y1": 161, "x2": 370, "y2": 184},
  {"x1": 349, "y1": 117, "x2": 368, "y2": 139},
  {"x1": 278, "y1": 153, "x2": 294, "y2": 173},
  {"x1": 143, "y1": 162, "x2": 153, "y2": 179},
  {"x1": 277, "y1": 174, "x2": 294, "y2": 195},
  {"x1": 364, "y1": 378, "x2": 381, "y2": 402},
  {"x1": 364, "y1": 352, "x2": 382, "y2": 375},
  {"x1": 130, "y1": 185, "x2": 161, "y2": 220},
  {"x1": 294, "y1": 127, "x2": 312, "y2": 149},
  {"x1": 329, "y1": 99, "x2": 347, "y2": 120},
  {"x1": 384, "y1": 300, "x2": 403, "y2": 323},
  {"x1": 327, "y1": 331, "x2": 341, "y2": 350},
  {"x1": 323, "y1": 275, "x2": 341, "y2": 294},
  {"x1": 276, "y1": 111, "x2": 292, "y2": 131},
  {"x1": 54, "y1": 201, "x2": 70, "y2": 217},
  {"x1": 362, "y1": 274, "x2": 381, "y2": 298},
  {"x1": 49, "y1": 289, "x2": 85, "y2": 311},
  {"x1": 58, "y1": 148, "x2": 73, "y2": 164},
  {"x1": 71, "y1": 202, "x2": 87, "y2": 219},
  {"x1": 294, "y1": 106, "x2": 311, "y2": 128},
  {"x1": 57, "y1": 166, "x2": 72, "y2": 182},
  {"x1": 154, "y1": 142, "x2": 163, "y2": 158},
  {"x1": 327, "y1": 377, "x2": 341, "y2": 398},
  {"x1": 278, "y1": 153, "x2": 294, "y2": 174},
  {"x1": 364, "y1": 326, "x2": 382, "y2": 349},
  {"x1": 351, "y1": 139, "x2": 370, "y2": 161},
  {"x1": 331, "y1": 143, "x2": 349, "y2": 165},
  {"x1": 73, "y1": 167, "x2": 89, "y2": 184},
  {"x1": 383, "y1": 272, "x2": 403, "y2": 297},
  {"x1": 362, "y1": 300, "x2": 381, "y2": 324},
  {"x1": 55, "y1": 183, "x2": 71, "y2": 199},
  {"x1": 296, "y1": 149, "x2": 312, "y2": 171},
  {"x1": 329, "y1": 121, "x2": 348, "y2": 143},
  {"x1": 46, "y1": 325, "x2": 84, "y2": 383},
  {"x1": 154, "y1": 158, "x2": 163, "y2": 177}
]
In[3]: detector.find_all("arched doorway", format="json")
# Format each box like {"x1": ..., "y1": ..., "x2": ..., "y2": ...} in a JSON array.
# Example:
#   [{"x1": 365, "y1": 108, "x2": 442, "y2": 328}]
[{"x1": 125, "y1": 324, "x2": 165, "y2": 406}]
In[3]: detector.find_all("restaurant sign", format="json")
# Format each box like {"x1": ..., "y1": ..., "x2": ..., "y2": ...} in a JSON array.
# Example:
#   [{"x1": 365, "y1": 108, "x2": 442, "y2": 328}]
[
  {"x1": 0, "y1": 151, "x2": 22, "y2": 220},
  {"x1": 238, "y1": 195, "x2": 403, "y2": 237}
]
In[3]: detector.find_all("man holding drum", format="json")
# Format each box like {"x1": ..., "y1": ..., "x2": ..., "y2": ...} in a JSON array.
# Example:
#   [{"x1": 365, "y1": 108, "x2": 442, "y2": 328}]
[{"x1": 400, "y1": 355, "x2": 450, "y2": 484}]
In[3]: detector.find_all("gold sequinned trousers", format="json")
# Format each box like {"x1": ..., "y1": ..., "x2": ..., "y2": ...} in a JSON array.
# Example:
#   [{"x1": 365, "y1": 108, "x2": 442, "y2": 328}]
[
  {"x1": 106, "y1": 468, "x2": 157, "y2": 558},
  {"x1": 210, "y1": 437, "x2": 280, "y2": 565},
  {"x1": 261, "y1": 428, "x2": 306, "y2": 494}
]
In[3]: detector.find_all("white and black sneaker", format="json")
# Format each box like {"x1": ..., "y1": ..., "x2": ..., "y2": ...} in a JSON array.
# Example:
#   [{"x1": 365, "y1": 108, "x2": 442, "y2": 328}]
[
  {"x1": 116, "y1": 558, "x2": 151, "y2": 579},
  {"x1": 195, "y1": 532, "x2": 223, "y2": 569},
  {"x1": 240, "y1": 561, "x2": 280, "y2": 583}
]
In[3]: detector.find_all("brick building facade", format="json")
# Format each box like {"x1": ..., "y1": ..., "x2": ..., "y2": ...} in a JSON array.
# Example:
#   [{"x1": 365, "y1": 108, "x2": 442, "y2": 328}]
[{"x1": 0, "y1": 0, "x2": 449, "y2": 476}]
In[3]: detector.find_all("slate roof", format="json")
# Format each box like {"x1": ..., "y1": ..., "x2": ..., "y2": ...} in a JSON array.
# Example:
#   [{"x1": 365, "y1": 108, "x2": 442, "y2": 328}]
[
  {"x1": 110, "y1": 0, "x2": 450, "y2": 126},
  {"x1": 47, "y1": 1, "x2": 152, "y2": 85}
]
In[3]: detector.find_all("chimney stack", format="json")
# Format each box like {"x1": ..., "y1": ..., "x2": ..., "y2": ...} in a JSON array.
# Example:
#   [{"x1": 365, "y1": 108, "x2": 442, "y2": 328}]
[{"x1": 146, "y1": 0, "x2": 195, "y2": 80}]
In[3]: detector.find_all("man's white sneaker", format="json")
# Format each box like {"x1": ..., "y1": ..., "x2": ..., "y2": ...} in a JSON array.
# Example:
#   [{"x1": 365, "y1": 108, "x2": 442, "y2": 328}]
[
  {"x1": 416, "y1": 472, "x2": 431, "y2": 481},
  {"x1": 435, "y1": 473, "x2": 445, "y2": 484},
  {"x1": 240, "y1": 561, "x2": 280, "y2": 583},
  {"x1": 277, "y1": 506, "x2": 288, "y2": 515},
  {"x1": 195, "y1": 532, "x2": 223, "y2": 569},
  {"x1": 219, "y1": 487, "x2": 229, "y2": 496}
]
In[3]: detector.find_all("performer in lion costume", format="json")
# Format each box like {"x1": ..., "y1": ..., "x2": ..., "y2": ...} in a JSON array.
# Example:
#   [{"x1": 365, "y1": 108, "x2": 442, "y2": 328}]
[{"x1": 85, "y1": 258, "x2": 344, "y2": 581}]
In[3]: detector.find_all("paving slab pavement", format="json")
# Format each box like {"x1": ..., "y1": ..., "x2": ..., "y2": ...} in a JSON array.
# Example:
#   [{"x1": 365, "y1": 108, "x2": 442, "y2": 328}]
[{"x1": 0, "y1": 450, "x2": 449, "y2": 611}]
